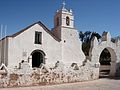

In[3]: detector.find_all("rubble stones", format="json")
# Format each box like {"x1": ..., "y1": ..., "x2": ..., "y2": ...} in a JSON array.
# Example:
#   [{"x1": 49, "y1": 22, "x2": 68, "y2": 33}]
[{"x1": 0, "y1": 61, "x2": 98, "y2": 88}]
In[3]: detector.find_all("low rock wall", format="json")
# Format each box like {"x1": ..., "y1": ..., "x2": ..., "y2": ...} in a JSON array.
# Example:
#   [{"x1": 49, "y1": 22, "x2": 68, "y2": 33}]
[{"x1": 0, "y1": 61, "x2": 99, "y2": 88}]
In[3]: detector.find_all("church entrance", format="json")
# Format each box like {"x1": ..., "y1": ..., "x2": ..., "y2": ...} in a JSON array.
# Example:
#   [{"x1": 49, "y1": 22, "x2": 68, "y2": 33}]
[
  {"x1": 31, "y1": 50, "x2": 45, "y2": 68},
  {"x1": 99, "y1": 47, "x2": 116, "y2": 78}
]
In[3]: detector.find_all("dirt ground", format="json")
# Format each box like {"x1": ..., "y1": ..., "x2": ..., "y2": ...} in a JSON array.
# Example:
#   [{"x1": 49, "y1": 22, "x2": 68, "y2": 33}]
[{"x1": 0, "y1": 78, "x2": 120, "y2": 90}]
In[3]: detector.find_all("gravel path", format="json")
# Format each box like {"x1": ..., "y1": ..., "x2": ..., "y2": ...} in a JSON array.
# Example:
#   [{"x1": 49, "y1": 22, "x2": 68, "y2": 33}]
[{"x1": 0, "y1": 78, "x2": 120, "y2": 90}]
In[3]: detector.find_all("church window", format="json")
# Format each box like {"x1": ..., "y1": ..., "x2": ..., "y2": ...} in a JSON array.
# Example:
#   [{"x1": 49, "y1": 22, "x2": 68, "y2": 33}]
[
  {"x1": 56, "y1": 17, "x2": 59, "y2": 26},
  {"x1": 66, "y1": 16, "x2": 70, "y2": 26},
  {"x1": 35, "y1": 31, "x2": 42, "y2": 44}
]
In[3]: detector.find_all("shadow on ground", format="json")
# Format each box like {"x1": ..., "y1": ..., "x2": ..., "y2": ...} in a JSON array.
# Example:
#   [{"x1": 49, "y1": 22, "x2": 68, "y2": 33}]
[{"x1": 99, "y1": 70, "x2": 120, "y2": 80}]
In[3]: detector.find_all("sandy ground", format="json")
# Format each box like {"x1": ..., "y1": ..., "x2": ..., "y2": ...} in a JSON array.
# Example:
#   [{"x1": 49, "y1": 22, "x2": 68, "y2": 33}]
[{"x1": 0, "y1": 78, "x2": 120, "y2": 90}]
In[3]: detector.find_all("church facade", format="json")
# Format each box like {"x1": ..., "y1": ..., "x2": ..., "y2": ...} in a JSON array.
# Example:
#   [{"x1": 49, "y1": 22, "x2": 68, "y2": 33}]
[{"x1": 0, "y1": 3, "x2": 85, "y2": 69}]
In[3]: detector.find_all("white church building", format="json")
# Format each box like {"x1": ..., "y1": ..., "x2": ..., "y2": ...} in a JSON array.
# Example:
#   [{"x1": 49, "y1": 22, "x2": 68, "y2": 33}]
[
  {"x1": 1, "y1": 2, "x2": 120, "y2": 87},
  {"x1": 0, "y1": 3, "x2": 85, "y2": 69}
]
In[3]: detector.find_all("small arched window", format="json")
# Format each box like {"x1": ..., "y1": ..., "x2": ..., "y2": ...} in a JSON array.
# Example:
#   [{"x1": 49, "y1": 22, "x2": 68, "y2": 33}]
[
  {"x1": 56, "y1": 17, "x2": 59, "y2": 26},
  {"x1": 66, "y1": 16, "x2": 70, "y2": 26}
]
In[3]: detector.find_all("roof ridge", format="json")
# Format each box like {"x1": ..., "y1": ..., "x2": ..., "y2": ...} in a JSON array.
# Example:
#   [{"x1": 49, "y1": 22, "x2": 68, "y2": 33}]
[{"x1": 7, "y1": 21, "x2": 61, "y2": 42}]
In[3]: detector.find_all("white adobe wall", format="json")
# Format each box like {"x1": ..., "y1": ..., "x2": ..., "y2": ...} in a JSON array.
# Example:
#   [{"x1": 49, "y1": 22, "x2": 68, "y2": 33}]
[
  {"x1": 0, "y1": 40, "x2": 2, "y2": 64},
  {"x1": 61, "y1": 27, "x2": 85, "y2": 66},
  {"x1": 0, "y1": 38, "x2": 8, "y2": 66},
  {"x1": 116, "y1": 40, "x2": 120, "y2": 62},
  {"x1": 115, "y1": 40, "x2": 120, "y2": 76},
  {"x1": 7, "y1": 24, "x2": 62, "y2": 69}
]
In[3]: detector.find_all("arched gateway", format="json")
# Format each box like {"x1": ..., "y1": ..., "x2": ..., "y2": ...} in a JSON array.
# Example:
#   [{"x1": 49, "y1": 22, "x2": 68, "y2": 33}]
[
  {"x1": 89, "y1": 32, "x2": 119, "y2": 77},
  {"x1": 99, "y1": 47, "x2": 117, "y2": 77}
]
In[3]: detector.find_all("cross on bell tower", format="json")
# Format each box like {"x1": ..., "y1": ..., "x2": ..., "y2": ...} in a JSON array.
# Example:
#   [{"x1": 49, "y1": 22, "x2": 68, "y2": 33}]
[
  {"x1": 62, "y1": 0, "x2": 66, "y2": 10},
  {"x1": 54, "y1": 1, "x2": 74, "y2": 29}
]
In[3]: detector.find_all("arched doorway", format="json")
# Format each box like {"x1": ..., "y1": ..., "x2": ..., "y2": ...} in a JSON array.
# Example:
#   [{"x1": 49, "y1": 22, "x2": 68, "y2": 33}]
[
  {"x1": 99, "y1": 47, "x2": 117, "y2": 78},
  {"x1": 99, "y1": 48, "x2": 111, "y2": 78},
  {"x1": 31, "y1": 50, "x2": 45, "y2": 68}
]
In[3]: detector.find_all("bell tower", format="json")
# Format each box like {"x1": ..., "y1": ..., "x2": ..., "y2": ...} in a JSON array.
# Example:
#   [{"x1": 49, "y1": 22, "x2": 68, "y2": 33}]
[
  {"x1": 54, "y1": 1, "x2": 74, "y2": 29},
  {"x1": 52, "y1": 1, "x2": 75, "y2": 39},
  {"x1": 52, "y1": 1, "x2": 85, "y2": 66}
]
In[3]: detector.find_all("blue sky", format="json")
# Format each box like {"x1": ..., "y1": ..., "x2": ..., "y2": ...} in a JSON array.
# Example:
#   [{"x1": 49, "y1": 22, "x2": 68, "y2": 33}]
[{"x1": 0, "y1": 0, "x2": 120, "y2": 37}]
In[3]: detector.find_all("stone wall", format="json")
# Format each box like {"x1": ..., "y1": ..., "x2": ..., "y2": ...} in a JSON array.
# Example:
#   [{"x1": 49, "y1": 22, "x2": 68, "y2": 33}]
[{"x1": 0, "y1": 61, "x2": 99, "y2": 88}]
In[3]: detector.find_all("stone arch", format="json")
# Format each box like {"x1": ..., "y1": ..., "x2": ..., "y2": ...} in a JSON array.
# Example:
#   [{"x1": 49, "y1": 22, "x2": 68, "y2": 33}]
[
  {"x1": 99, "y1": 48, "x2": 111, "y2": 65},
  {"x1": 98, "y1": 47, "x2": 117, "y2": 77},
  {"x1": 98, "y1": 47, "x2": 117, "y2": 63},
  {"x1": 31, "y1": 50, "x2": 46, "y2": 68},
  {"x1": 89, "y1": 35, "x2": 118, "y2": 77}
]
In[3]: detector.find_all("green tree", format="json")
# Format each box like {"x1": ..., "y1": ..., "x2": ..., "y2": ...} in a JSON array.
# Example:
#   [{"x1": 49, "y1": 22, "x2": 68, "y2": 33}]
[
  {"x1": 84, "y1": 31, "x2": 91, "y2": 43},
  {"x1": 90, "y1": 32, "x2": 101, "y2": 41},
  {"x1": 79, "y1": 31, "x2": 85, "y2": 42},
  {"x1": 79, "y1": 31, "x2": 101, "y2": 56}
]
